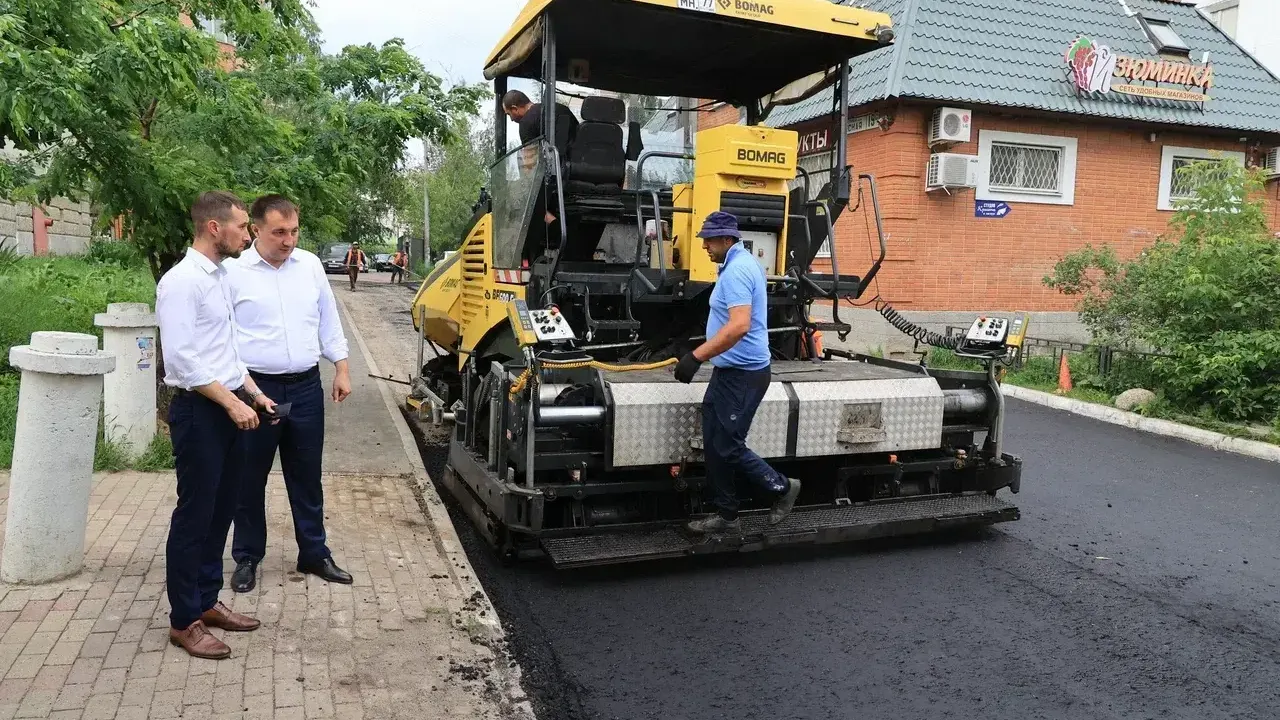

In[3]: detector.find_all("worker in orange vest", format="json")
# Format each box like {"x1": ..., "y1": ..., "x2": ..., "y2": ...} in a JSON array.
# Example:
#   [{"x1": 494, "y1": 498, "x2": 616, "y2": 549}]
[
  {"x1": 389, "y1": 249, "x2": 407, "y2": 284},
  {"x1": 344, "y1": 242, "x2": 366, "y2": 291}
]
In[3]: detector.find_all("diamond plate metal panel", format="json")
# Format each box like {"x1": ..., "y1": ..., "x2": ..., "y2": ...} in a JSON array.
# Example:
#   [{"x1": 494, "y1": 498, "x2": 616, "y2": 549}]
[
  {"x1": 791, "y1": 378, "x2": 942, "y2": 457},
  {"x1": 609, "y1": 382, "x2": 790, "y2": 468}
]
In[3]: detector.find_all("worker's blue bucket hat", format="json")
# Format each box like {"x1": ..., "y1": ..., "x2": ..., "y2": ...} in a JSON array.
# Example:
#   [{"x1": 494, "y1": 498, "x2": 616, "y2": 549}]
[{"x1": 696, "y1": 211, "x2": 742, "y2": 239}]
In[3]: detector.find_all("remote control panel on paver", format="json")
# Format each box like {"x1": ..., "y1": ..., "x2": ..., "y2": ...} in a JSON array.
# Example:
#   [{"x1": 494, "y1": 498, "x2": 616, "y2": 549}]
[
  {"x1": 965, "y1": 316, "x2": 1008, "y2": 344},
  {"x1": 530, "y1": 307, "x2": 576, "y2": 342}
]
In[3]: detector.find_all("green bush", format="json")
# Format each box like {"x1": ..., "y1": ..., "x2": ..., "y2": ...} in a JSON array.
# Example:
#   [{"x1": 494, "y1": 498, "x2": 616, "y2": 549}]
[
  {"x1": 1044, "y1": 158, "x2": 1280, "y2": 422},
  {"x1": 0, "y1": 255, "x2": 155, "y2": 374},
  {"x1": 84, "y1": 238, "x2": 147, "y2": 268}
]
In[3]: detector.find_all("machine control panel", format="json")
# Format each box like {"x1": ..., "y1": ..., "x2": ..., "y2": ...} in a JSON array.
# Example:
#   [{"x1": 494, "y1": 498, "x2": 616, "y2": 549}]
[
  {"x1": 508, "y1": 300, "x2": 539, "y2": 347},
  {"x1": 966, "y1": 316, "x2": 1008, "y2": 345},
  {"x1": 955, "y1": 314, "x2": 1030, "y2": 359},
  {"x1": 531, "y1": 307, "x2": 576, "y2": 342}
]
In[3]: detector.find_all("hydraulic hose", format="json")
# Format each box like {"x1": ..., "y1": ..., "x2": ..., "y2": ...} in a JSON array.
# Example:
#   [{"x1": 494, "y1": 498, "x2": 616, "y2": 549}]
[
  {"x1": 873, "y1": 297, "x2": 959, "y2": 350},
  {"x1": 508, "y1": 357, "x2": 677, "y2": 398}
]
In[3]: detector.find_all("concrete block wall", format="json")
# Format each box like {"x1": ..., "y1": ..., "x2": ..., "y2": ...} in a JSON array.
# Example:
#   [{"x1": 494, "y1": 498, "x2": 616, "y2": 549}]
[{"x1": 0, "y1": 197, "x2": 96, "y2": 256}]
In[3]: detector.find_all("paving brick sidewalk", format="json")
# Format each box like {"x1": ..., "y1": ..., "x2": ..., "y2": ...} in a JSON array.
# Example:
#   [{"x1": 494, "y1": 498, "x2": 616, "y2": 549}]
[{"x1": 0, "y1": 292, "x2": 528, "y2": 720}]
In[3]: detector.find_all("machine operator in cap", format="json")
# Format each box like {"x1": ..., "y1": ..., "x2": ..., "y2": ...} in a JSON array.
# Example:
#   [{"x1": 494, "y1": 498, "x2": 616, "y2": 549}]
[{"x1": 674, "y1": 211, "x2": 802, "y2": 535}]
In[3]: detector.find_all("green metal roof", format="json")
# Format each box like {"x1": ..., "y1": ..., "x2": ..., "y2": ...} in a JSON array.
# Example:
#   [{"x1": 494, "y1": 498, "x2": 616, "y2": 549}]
[{"x1": 765, "y1": 0, "x2": 1280, "y2": 134}]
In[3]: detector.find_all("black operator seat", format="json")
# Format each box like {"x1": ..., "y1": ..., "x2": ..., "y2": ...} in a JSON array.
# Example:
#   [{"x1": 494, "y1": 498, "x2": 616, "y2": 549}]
[{"x1": 566, "y1": 96, "x2": 627, "y2": 195}]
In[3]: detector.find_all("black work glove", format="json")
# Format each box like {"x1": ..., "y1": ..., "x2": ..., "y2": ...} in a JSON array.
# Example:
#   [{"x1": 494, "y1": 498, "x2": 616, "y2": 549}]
[{"x1": 674, "y1": 352, "x2": 702, "y2": 384}]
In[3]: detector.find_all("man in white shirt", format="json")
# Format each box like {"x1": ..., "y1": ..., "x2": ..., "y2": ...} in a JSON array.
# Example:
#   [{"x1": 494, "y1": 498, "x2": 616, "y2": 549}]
[
  {"x1": 156, "y1": 191, "x2": 274, "y2": 660},
  {"x1": 226, "y1": 194, "x2": 354, "y2": 592}
]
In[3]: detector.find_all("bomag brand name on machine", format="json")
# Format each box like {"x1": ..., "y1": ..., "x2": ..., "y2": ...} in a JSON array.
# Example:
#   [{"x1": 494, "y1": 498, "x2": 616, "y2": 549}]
[
  {"x1": 406, "y1": 0, "x2": 1025, "y2": 570},
  {"x1": 737, "y1": 148, "x2": 787, "y2": 164},
  {"x1": 729, "y1": 0, "x2": 775, "y2": 15}
]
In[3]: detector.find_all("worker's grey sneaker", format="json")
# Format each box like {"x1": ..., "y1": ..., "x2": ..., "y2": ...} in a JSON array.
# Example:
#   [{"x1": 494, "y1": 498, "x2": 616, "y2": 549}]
[
  {"x1": 768, "y1": 478, "x2": 802, "y2": 525},
  {"x1": 686, "y1": 514, "x2": 741, "y2": 535}
]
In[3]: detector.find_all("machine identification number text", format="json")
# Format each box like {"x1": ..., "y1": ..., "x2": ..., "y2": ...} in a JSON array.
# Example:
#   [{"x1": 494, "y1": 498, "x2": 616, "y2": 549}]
[{"x1": 676, "y1": 0, "x2": 715, "y2": 12}]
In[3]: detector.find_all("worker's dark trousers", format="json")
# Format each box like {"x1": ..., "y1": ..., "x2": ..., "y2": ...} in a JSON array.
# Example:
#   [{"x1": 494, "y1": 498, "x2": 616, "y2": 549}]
[
  {"x1": 166, "y1": 390, "x2": 246, "y2": 630},
  {"x1": 233, "y1": 368, "x2": 332, "y2": 568},
  {"x1": 702, "y1": 366, "x2": 789, "y2": 520}
]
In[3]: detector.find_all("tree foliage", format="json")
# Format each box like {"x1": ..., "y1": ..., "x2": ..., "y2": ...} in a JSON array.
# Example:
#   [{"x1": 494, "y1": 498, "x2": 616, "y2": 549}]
[
  {"x1": 1044, "y1": 159, "x2": 1280, "y2": 421},
  {"x1": 0, "y1": 0, "x2": 484, "y2": 280},
  {"x1": 398, "y1": 122, "x2": 492, "y2": 255}
]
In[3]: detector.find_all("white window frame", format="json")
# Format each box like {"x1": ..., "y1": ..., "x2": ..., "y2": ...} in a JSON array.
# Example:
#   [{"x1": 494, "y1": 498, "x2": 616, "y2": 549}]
[
  {"x1": 1157, "y1": 145, "x2": 1246, "y2": 211},
  {"x1": 977, "y1": 130, "x2": 1078, "y2": 206}
]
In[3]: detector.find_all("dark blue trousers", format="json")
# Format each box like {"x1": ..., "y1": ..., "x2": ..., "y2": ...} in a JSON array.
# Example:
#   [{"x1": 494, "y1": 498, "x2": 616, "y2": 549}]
[
  {"x1": 167, "y1": 390, "x2": 246, "y2": 630},
  {"x1": 233, "y1": 369, "x2": 331, "y2": 567},
  {"x1": 702, "y1": 366, "x2": 789, "y2": 520}
]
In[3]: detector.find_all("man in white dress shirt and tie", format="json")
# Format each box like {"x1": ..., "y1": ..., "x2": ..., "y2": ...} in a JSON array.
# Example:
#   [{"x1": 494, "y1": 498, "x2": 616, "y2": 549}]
[
  {"x1": 156, "y1": 191, "x2": 272, "y2": 659},
  {"x1": 226, "y1": 194, "x2": 354, "y2": 592}
]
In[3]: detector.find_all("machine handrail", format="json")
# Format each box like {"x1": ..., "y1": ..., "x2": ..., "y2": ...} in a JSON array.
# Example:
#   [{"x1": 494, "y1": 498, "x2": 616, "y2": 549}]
[
  {"x1": 855, "y1": 172, "x2": 887, "y2": 297},
  {"x1": 793, "y1": 166, "x2": 812, "y2": 204},
  {"x1": 804, "y1": 198, "x2": 844, "y2": 330},
  {"x1": 634, "y1": 150, "x2": 696, "y2": 189},
  {"x1": 546, "y1": 143, "x2": 570, "y2": 290}
]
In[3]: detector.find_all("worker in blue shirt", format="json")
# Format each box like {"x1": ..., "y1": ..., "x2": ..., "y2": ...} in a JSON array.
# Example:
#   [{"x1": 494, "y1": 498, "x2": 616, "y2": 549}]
[{"x1": 674, "y1": 211, "x2": 801, "y2": 535}]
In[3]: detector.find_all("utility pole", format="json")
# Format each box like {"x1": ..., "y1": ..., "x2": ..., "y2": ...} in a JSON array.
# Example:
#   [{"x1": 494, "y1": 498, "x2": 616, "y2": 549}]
[{"x1": 410, "y1": 138, "x2": 429, "y2": 274}]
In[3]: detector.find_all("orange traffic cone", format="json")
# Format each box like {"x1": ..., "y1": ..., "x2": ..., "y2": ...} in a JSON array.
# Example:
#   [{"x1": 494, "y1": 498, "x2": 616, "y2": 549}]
[{"x1": 1057, "y1": 353, "x2": 1073, "y2": 393}]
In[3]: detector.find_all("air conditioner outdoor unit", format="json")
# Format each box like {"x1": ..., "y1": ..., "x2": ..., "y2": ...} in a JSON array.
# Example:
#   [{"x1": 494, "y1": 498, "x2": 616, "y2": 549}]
[
  {"x1": 926, "y1": 153, "x2": 979, "y2": 190},
  {"x1": 929, "y1": 107, "x2": 972, "y2": 145},
  {"x1": 1264, "y1": 147, "x2": 1280, "y2": 177}
]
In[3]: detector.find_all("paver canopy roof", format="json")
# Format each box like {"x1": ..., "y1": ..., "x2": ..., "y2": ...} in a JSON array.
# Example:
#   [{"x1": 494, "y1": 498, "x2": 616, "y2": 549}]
[{"x1": 482, "y1": 0, "x2": 892, "y2": 105}]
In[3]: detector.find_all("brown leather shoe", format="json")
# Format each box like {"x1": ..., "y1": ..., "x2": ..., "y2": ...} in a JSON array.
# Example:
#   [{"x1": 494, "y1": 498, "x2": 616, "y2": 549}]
[
  {"x1": 201, "y1": 601, "x2": 261, "y2": 632},
  {"x1": 169, "y1": 621, "x2": 231, "y2": 660}
]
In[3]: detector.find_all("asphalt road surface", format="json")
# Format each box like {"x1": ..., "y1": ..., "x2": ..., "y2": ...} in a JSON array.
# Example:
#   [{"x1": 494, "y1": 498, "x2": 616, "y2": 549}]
[{"x1": 416, "y1": 397, "x2": 1280, "y2": 720}]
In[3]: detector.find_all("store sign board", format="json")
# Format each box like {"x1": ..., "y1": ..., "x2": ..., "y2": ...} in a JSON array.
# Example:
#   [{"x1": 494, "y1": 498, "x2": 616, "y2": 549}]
[
  {"x1": 798, "y1": 128, "x2": 830, "y2": 156},
  {"x1": 1064, "y1": 36, "x2": 1212, "y2": 102}
]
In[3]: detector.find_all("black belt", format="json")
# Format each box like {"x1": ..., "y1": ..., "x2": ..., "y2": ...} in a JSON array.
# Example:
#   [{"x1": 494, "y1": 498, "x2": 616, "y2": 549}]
[{"x1": 249, "y1": 365, "x2": 320, "y2": 384}]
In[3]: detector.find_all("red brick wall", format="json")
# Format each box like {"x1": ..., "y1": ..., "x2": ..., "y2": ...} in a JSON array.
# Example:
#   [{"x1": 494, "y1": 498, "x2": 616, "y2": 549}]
[
  {"x1": 700, "y1": 103, "x2": 741, "y2": 131},
  {"x1": 815, "y1": 105, "x2": 1280, "y2": 311}
]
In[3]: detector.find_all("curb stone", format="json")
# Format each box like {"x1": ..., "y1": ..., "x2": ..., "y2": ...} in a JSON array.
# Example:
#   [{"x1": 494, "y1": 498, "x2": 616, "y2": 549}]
[
  {"x1": 336, "y1": 295, "x2": 536, "y2": 720},
  {"x1": 1002, "y1": 384, "x2": 1280, "y2": 463}
]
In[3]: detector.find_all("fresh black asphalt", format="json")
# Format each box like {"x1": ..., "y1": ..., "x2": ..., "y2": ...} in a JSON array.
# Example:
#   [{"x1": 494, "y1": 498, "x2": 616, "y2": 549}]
[{"x1": 422, "y1": 399, "x2": 1280, "y2": 720}]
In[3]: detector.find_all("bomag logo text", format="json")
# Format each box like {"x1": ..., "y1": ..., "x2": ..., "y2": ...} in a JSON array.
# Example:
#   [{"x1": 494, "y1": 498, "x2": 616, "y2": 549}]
[
  {"x1": 737, "y1": 148, "x2": 786, "y2": 164},
  {"x1": 734, "y1": 0, "x2": 774, "y2": 14}
]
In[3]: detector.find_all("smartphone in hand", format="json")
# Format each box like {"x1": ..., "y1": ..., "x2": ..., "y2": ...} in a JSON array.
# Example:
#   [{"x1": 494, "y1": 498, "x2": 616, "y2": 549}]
[{"x1": 259, "y1": 402, "x2": 292, "y2": 421}]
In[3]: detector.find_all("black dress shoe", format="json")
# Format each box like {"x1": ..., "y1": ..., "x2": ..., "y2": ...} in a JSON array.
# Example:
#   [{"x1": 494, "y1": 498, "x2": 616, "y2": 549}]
[
  {"x1": 231, "y1": 561, "x2": 257, "y2": 593},
  {"x1": 297, "y1": 557, "x2": 353, "y2": 584}
]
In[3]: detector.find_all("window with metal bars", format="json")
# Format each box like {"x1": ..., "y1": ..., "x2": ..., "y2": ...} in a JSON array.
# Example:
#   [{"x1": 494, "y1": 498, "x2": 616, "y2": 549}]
[
  {"x1": 1169, "y1": 156, "x2": 1232, "y2": 200},
  {"x1": 988, "y1": 142, "x2": 1062, "y2": 194}
]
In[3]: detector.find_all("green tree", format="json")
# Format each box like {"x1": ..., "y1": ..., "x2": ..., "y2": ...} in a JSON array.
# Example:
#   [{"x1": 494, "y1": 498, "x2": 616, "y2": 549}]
[
  {"x1": 0, "y1": 0, "x2": 483, "y2": 280},
  {"x1": 399, "y1": 121, "x2": 492, "y2": 255},
  {"x1": 1044, "y1": 159, "x2": 1280, "y2": 421}
]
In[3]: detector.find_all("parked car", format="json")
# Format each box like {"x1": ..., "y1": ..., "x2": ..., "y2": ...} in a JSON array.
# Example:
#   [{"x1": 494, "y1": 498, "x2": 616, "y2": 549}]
[
  {"x1": 373, "y1": 253, "x2": 392, "y2": 272},
  {"x1": 322, "y1": 245, "x2": 348, "y2": 274},
  {"x1": 321, "y1": 244, "x2": 371, "y2": 273}
]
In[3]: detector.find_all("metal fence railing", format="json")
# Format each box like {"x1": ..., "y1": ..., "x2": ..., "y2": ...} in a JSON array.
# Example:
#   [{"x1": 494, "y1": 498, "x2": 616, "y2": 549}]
[{"x1": 944, "y1": 326, "x2": 1172, "y2": 376}]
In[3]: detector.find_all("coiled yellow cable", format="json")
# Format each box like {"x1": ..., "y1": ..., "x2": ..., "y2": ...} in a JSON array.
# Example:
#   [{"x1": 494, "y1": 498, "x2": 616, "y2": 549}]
[{"x1": 508, "y1": 357, "x2": 678, "y2": 398}]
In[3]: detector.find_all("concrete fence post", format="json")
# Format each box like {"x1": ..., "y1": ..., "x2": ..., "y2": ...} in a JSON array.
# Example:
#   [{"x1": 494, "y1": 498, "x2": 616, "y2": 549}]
[
  {"x1": 94, "y1": 303, "x2": 158, "y2": 457},
  {"x1": 4, "y1": 332, "x2": 115, "y2": 584}
]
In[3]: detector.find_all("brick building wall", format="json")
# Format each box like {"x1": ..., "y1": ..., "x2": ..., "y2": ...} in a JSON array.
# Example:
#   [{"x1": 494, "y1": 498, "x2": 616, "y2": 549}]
[{"x1": 817, "y1": 104, "x2": 1280, "y2": 313}]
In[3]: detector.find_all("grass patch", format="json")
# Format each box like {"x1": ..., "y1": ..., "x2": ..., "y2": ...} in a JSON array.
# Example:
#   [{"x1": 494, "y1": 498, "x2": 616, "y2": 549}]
[
  {"x1": 0, "y1": 374, "x2": 17, "y2": 468},
  {"x1": 133, "y1": 433, "x2": 176, "y2": 471}
]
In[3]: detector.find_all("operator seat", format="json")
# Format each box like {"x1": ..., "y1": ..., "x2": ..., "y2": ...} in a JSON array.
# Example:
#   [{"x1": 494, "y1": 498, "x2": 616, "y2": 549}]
[{"x1": 565, "y1": 96, "x2": 627, "y2": 194}]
